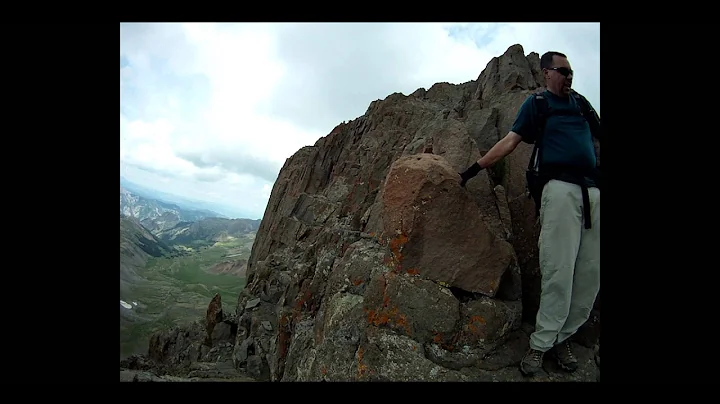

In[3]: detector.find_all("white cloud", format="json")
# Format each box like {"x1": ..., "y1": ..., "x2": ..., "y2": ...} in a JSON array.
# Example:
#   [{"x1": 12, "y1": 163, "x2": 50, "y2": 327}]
[{"x1": 120, "y1": 22, "x2": 600, "y2": 219}]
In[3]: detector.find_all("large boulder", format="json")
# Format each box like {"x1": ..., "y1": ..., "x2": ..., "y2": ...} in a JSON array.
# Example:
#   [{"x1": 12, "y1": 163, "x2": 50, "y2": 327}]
[{"x1": 380, "y1": 153, "x2": 516, "y2": 297}]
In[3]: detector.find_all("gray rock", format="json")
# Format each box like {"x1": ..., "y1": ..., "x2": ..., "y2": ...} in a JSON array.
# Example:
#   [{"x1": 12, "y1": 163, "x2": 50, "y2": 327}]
[
  {"x1": 233, "y1": 338, "x2": 253, "y2": 367},
  {"x1": 245, "y1": 298, "x2": 261, "y2": 310},
  {"x1": 246, "y1": 355, "x2": 270, "y2": 381},
  {"x1": 133, "y1": 371, "x2": 165, "y2": 382}
]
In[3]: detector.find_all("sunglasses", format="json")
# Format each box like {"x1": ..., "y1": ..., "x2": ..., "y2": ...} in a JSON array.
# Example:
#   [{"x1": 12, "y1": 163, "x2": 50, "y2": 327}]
[{"x1": 549, "y1": 67, "x2": 573, "y2": 77}]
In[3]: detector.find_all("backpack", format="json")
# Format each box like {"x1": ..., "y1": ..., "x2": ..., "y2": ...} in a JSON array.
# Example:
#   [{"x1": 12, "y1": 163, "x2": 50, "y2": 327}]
[{"x1": 525, "y1": 90, "x2": 601, "y2": 228}]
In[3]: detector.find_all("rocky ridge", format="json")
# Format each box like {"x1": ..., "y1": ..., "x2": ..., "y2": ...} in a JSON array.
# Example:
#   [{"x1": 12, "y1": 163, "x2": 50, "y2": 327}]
[{"x1": 120, "y1": 44, "x2": 600, "y2": 382}]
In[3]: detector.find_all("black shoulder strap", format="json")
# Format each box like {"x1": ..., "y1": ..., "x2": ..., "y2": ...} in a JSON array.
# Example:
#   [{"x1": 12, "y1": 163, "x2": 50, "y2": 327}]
[
  {"x1": 571, "y1": 91, "x2": 601, "y2": 140},
  {"x1": 528, "y1": 93, "x2": 550, "y2": 172}
]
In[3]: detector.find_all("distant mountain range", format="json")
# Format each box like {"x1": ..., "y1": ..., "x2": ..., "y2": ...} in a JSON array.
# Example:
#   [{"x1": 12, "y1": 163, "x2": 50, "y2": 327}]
[
  {"x1": 156, "y1": 217, "x2": 261, "y2": 246},
  {"x1": 120, "y1": 185, "x2": 226, "y2": 233},
  {"x1": 120, "y1": 176, "x2": 257, "y2": 220}
]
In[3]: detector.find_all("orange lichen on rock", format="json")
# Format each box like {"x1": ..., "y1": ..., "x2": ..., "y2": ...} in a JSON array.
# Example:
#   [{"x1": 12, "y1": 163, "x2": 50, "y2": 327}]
[
  {"x1": 352, "y1": 278, "x2": 364, "y2": 286},
  {"x1": 395, "y1": 313, "x2": 411, "y2": 334},
  {"x1": 389, "y1": 232, "x2": 408, "y2": 255},
  {"x1": 292, "y1": 290, "x2": 313, "y2": 321},
  {"x1": 357, "y1": 347, "x2": 368, "y2": 378},
  {"x1": 406, "y1": 268, "x2": 420, "y2": 276},
  {"x1": 432, "y1": 330, "x2": 459, "y2": 352},
  {"x1": 368, "y1": 307, "x2": 410, "y2": 335},
  {"x1": 387, "y1": 232, "x2": 409, "y2": 272},
  {"x1": 467, "y1": 315, "x2": 488, "y2": 335},
  {"x1": 471, "y1": 315, "x2": 487, "y2": 325},
  {"x1": 368, "y1": 309, "x2": 392, "y2": 326},
  {"x1": 365, "y1": 273, "x2": 411, "y2": 334}
]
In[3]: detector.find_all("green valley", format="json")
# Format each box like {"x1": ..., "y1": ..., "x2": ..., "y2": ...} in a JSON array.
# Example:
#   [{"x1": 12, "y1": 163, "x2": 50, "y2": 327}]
[
  {"x1": 119, "y1": 202, "x2": 258, "y2": 360},
  {"x1": 120, "y1": 234, "x2": 254, "y2": 359}
]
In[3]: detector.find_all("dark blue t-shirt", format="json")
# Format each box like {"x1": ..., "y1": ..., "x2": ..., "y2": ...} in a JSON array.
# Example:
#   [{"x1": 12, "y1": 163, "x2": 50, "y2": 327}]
[{"x1": 511, "y1": 90, "x2": 597, "y2": 181}]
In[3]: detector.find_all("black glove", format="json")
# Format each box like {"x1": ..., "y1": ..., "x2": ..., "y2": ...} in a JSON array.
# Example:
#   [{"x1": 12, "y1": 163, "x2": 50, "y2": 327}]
[{"x1": 459, "y1": 162, "x2": 483, "y2": 188}]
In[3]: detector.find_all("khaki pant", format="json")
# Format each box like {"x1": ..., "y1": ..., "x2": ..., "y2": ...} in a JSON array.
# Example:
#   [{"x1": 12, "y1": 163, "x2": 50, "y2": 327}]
[{"x1": 529, "y1": 179, "x2": 601, "y2": 352}]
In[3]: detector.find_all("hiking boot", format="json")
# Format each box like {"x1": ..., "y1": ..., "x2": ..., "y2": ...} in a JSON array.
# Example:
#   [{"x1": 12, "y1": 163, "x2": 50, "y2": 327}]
[
  {"x1": 555, "y1": 340, "x2": 578, "y2": 372},
  {"x1": 520, "y1": 348, "x2": 544, "y2": 376}
]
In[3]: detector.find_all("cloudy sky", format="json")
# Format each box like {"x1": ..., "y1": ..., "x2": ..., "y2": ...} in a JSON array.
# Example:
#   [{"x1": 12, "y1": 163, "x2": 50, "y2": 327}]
[{"x1": 120, "y1": 23, "x2": 600, "y2": 219}]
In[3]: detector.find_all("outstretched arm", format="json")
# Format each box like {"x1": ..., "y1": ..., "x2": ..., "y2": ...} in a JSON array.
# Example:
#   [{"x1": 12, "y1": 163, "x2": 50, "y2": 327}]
[
  {"x1": 458, "y1": 132, "x2": 523, "y2": 187},
  {"x1": 459, "y1": 95, "x2": 537, "y2": 187},
  {"x1": 477, "y1": 131, "x2": 523, "y2": 168}
]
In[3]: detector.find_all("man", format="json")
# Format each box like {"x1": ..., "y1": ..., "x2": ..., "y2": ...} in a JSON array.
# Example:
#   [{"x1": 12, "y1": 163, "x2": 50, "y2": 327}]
[{"x1": 458, "y1": 51, "x2": 600, "y2": 376}]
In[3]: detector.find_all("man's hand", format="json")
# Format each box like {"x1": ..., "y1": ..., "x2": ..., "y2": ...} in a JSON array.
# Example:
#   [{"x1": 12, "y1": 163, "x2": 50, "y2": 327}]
[
  {"x1": 459, "y1": 162, "x2": 483, "y2": 187},
  {"x1": 458, "y1": 132, "x2": 522, "y2": 188}
]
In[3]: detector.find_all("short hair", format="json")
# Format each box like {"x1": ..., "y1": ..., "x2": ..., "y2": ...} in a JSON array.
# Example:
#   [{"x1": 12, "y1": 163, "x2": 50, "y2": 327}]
[{"x1": 540, "y1": 51, "x2": 567, "y2": 70}]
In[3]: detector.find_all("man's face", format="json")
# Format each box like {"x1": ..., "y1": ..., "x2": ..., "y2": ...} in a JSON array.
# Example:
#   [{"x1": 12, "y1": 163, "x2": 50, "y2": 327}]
[{"x1": 544, "y1": 55, "x2": 574, "y2": 95}]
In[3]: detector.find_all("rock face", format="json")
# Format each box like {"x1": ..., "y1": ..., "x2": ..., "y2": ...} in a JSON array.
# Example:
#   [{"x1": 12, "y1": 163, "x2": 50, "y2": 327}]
[{"x1": 231, "y1": 44, "x2": 600, "y2": 381}]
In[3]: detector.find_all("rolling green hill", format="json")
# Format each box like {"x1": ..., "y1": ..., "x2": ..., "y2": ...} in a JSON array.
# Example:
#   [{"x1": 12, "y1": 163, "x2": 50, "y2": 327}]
[{"x1": 120, "y1": 215, "x2": 176, "y2": 296}]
